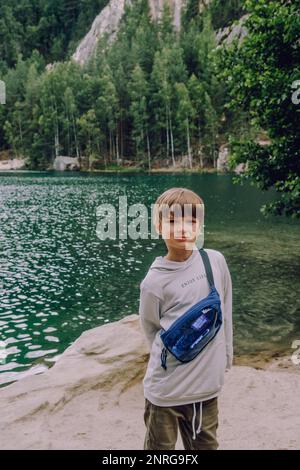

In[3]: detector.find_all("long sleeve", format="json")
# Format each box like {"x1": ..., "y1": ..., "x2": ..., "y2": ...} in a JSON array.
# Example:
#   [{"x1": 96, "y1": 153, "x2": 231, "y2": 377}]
[
  {"x1": 138, "y1": 282, "x2": 161, "y2": 351},
  {"x1": 220, "y1": 253, "x2": 233, "y2": 370}
]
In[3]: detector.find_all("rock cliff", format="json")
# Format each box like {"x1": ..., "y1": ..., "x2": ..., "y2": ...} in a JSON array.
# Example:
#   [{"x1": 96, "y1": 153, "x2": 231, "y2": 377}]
[
  {"x1": 0, "y1": 314, "x2": 149, "y2": 449},
  {"x1": 72, "y1": 0, "x2": 189, "y2": 65}
]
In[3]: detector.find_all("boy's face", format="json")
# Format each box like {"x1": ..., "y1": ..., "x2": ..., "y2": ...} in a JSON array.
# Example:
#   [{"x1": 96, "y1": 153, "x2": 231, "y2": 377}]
[{"x1": 159, "y1": 213, "x2": 201, "y2": 251}]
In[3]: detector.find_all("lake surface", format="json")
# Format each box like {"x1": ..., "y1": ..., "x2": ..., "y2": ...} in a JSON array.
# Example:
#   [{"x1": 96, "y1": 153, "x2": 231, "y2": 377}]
[{"x1": 0, "y1": 171, "x2": 299, "y2": 386}]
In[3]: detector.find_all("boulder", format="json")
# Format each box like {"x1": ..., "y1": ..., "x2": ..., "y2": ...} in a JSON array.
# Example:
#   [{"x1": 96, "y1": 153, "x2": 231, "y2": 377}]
[
  {"x1": 217, "y1": 144, "x2": 230, "y2": 172},
  {"x1": 0, "y1": 158, "x2": 26, "y2": 170},
  {"x1": 53, "y1": 156, "x2": 80, "y2": 171},
  {"x1": 0, "y1": 314, "x2": 149, "y2": 449}
]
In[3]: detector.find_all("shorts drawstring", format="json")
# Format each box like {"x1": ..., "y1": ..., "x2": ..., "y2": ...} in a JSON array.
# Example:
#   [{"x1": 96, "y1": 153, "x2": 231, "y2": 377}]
[{"x1": 192, "y1": 401, "x2": 203, "y2": 440}]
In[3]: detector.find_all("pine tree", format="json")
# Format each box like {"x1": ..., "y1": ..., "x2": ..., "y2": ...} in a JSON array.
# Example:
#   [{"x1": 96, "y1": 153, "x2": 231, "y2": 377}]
[
  {"x1": 175, "y1": 82, "x2": 195, "y2": 168},
  {"x1": 129, "y1": 64, "x2": 151, "y2": 168}
]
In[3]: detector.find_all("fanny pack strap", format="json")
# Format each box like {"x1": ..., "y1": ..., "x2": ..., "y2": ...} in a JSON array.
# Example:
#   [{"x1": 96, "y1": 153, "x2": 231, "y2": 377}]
[
  {"x1": 160, "y1": 248, "x2": 217, "y2": 371},
  {"x1": 198, "y1": 248, "x2": 215, "y2": 290}
]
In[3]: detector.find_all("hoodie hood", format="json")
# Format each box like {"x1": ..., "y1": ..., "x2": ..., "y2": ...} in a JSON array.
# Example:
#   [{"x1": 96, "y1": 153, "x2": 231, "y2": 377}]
[{"x1": 149, "y1": 248, "x2": 199, "y2": 272}]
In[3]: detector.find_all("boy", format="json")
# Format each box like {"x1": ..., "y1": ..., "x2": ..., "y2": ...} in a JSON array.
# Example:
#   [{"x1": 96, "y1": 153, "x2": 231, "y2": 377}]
[{"x1": 138, "y1": 187, "x2": 233, "y2": 450}]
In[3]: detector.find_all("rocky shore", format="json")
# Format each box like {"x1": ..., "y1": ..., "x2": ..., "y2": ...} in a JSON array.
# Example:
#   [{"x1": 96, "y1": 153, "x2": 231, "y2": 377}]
[{"x1": 0, "y1": 314, "x2": 299, "y2": 450}]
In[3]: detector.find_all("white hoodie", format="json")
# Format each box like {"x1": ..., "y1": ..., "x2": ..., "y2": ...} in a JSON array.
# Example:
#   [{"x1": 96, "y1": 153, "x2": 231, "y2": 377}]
[{"x1": 138, "y1": 247, "x2": 233, "y2": 409}]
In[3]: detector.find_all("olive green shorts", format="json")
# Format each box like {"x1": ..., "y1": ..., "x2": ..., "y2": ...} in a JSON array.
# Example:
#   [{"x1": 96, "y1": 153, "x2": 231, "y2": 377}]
[{"x1": 143, "y1": 396, "x2": 219, "y2": 450}]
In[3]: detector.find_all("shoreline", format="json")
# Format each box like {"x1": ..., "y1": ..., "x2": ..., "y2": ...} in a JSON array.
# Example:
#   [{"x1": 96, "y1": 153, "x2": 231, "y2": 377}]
[
  {"x1": 0, "y1": 345, "x2": 298, "y2": 390},
  {"x1": 0, "y1": 166, "x2": 231, "y2": 175},
  {"x1": 234, "y1": 353, "x2": 300, "y2": 374}
]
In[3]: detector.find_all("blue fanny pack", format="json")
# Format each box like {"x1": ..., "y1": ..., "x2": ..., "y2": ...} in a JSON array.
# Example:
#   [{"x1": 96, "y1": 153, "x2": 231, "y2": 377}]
[{"x1": 160, "y1": 248, "x2": 222, "y2": 370}]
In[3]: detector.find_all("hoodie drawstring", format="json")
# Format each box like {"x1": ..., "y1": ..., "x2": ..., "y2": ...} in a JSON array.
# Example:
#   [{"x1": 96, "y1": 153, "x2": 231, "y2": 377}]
[
  {"x1": 161, "y1": 347, "x2": 168, "y2": 370},
  {"x1": 192, "y1": 401, "x2": 203, "y2": 440}
]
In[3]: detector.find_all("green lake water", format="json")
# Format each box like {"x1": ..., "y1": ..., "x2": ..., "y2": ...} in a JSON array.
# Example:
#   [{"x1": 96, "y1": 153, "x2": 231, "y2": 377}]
[{"x1": 0, "y1": 171, "x2": 299, "y2": 386}]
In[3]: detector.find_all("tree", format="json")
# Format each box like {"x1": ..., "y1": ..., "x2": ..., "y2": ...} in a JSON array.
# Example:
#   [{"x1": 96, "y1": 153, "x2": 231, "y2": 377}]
[
  {"x1": 129, "y1": 65, "x2": 151, "y2": 168},
  {"x1": 151, "y1": 43, "x2": 188, "y2": 165},
  {"x1": 187, "y1": 74, "x2": 206, "y2": 167},
  {"x1": 175, "y1": 82, "x2": 195, "y2": 168},
  {"x1": 181, "y1": 10, "x2": 221, "y2": 166},
  {"x1": 151, "y1": 48, "x2": 174, "y2": 165},
  {"x1": 0, "y1": 0, "x2": 110, "y2": 67},
  {"x1": 64, "y1": 87, "x2": 80, "y2": 163},
  {"x1": 208, "y1": 0, "x2": 245, "y2": 30},
  {"x1": 94, "y1": 63, "x2": 120, "y2": 164},
  {"x1": 216, "y1": 0, "x2": 300, "y2": 218},
  {"x1": 77, "y1": 109, "x2": 101, "y2": 169}
]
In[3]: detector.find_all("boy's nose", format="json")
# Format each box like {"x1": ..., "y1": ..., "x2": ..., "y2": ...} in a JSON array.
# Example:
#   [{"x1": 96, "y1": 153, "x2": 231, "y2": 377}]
[{"x1": 177, "y1": 227, "x2": 191, "y2": 238}]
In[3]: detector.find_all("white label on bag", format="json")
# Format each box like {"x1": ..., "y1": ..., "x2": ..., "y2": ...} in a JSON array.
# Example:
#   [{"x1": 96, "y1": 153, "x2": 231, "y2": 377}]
[{"x1": 192, "y1": 315, "x2": 207, "y2": 330}]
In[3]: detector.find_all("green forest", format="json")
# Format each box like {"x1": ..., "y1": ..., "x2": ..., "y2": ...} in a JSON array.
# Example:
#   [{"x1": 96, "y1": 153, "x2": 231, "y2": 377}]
[
  {"x1": 0, "y1": 0, "x2": 247, "y2": 169},
  {"x1": 0, "y1": 0, "x2": 299, "y2": 217}
]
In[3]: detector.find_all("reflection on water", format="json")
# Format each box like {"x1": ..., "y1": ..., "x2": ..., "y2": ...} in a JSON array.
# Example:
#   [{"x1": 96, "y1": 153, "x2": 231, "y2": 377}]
[{"x1": 0, "y1": 171, "x2": 299, "y2": 386}]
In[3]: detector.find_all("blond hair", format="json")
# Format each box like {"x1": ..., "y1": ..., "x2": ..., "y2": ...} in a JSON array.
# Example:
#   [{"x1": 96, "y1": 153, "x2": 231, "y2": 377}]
[{"x1": 153, "y1": 187, "x2": 204, "y2": 234}]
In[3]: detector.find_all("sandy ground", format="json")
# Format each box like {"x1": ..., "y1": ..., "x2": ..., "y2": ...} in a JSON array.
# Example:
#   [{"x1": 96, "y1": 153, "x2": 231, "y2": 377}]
[
  {"x1": 1, "y1": 364, "x2": 299, "y2": 450},
  {"x1": 103, "y1": 365, "x2": 300, "y2": 450}
]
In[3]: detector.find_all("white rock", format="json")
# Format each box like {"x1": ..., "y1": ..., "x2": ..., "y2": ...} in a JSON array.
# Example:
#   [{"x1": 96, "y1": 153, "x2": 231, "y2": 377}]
[
  {"x1": 53, "y1": 156, "x2": 80, "y2": 171},
  {"x1": 1, "y1": 314, "x2": 299, "y2": 449},
  {"x1": 0, "y1": 158, "x2": 26, "y2": 170}
]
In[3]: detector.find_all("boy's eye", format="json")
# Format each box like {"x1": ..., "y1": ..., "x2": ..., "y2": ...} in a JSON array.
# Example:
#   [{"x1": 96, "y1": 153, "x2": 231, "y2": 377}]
[{"x1": 168, "y1": 219, "x2": 197, "y2": 226}]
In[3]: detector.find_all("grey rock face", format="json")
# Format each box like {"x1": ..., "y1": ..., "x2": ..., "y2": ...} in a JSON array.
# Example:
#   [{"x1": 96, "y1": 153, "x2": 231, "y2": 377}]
[
  {"x1": 216, "y1": 14, "x2": 249, "y2": 46},
  {"x1": 72, "y1": 0, "x2": 132, "y2": 66},
  {"x1": 72, "y1": 0, "x2": 187, "y2": 66}
]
